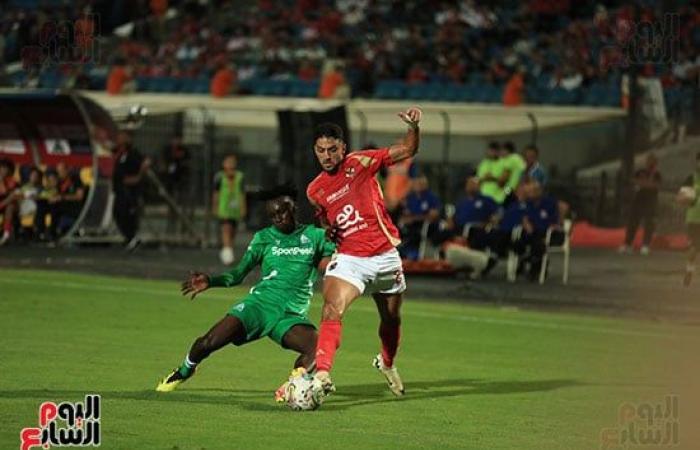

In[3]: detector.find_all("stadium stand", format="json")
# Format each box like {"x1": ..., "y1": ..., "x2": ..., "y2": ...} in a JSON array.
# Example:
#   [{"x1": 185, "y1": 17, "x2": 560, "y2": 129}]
[{"x1": 1, "y1": 0, "x2": 698, "y2": 109}]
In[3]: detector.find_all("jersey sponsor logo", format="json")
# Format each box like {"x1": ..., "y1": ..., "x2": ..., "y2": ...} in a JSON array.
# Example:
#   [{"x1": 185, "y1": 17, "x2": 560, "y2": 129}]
[
  {"x1": 326, "y1": 183, "x2": 350, "y2": 204},
  {"x1": 335, "y1": 204, "x2": 368, "y2": 237},
  {"x1": 336, "y1": 204, "x2": 363, "y2": 229},
  {"x1": 271, "y1": 246, "x2": 314, "y2": 256}
]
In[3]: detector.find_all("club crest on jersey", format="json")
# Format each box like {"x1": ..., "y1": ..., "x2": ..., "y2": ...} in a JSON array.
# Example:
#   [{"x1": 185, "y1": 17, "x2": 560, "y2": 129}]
[
  {"x1": 344, "y1": 166, "x2": 356, "y2": 178},
  {"x1": 300, "y1": 235, "x2": 310, "y2": 245}
]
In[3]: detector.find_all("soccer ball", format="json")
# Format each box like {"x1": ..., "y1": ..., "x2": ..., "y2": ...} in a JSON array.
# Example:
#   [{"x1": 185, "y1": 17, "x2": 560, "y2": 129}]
[
  {"x1": 677, "y1": 186, "x2": 697, "y2": 205},
  {"x1": 285, "y1": 372, "x2": 322, "y2": 411}
]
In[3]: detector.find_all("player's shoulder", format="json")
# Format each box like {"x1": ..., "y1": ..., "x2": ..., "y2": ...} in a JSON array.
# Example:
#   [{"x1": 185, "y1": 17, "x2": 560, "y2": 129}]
[
  {"x1": 346, "y1": 148, "x2": 388, "y2": 162},
  {"x1": 300, "y1": 224, "x2": 325, "y2": 240},
  {"x1": 251, "y1": 227, "x2": 275, "y2": 245},
  {"x1": 306, "y1": 173, "x2": 326, "y2": 198}
]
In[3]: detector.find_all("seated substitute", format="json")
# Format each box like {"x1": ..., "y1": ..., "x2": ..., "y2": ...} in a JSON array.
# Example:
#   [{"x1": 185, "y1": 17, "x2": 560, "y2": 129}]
[
  {"x1": 453, "y1": 176, "x2": 499, "y2": 250},
  {"x1": 398, "y1": 174, "x2": 441, "y2": 260},
  {"x1": 34, "y1": 162, "x2": 85, "y2": 240},
  {"x1": 520, "y1": 181, "x2": 561, "y2": 281}
]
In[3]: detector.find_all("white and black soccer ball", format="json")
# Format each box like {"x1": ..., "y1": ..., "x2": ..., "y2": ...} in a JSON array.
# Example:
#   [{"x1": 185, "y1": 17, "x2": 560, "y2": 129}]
[
  {"x1": 678, "y1": 186, "x2": 697, "y2": 205},
  {"x1": 285, "y1": 373, "x2": 322, "y2": 411}
]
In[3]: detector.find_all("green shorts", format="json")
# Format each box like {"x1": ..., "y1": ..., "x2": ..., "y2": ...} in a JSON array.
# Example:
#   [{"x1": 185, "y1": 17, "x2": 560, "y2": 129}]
[{"x1": 227, "y1": 295, "x2": 315, "y2": 347}]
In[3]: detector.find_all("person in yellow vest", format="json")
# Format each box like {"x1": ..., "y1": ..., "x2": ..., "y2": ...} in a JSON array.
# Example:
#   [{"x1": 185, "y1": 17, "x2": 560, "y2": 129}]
[{"x1": 213, "y1": 154, "x2": 246, "y2": 265}]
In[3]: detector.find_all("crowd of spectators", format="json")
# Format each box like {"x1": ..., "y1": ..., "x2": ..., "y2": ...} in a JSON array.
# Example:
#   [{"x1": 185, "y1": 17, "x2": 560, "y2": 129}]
[{"x1": 3, "y1": 1, "x2": 700, "y2": 106}]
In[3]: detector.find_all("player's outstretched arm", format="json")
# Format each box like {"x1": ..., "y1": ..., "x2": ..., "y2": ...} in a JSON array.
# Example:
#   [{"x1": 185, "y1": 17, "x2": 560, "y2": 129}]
[
  {"x1": 181, "y1": 271, "x2": 210, "y2": 300},
  {"x1": 389, "y1": 106, "x2": 422, "y2": 163}
]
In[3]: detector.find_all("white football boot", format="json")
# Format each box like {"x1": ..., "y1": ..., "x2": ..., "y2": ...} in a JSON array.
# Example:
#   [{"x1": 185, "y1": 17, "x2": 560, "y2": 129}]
[{"x1": 372, "y1": 353, "x2": 405, "y2": 397}]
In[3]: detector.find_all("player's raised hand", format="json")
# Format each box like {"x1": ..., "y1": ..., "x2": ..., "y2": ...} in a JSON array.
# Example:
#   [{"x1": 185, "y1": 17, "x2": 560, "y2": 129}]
[
  {"x1": 181, "y1": 271, "x2": 210, "y2": 300},
  {"x1": 398, "y1": 106, "x2": 422, "y2": 129}
]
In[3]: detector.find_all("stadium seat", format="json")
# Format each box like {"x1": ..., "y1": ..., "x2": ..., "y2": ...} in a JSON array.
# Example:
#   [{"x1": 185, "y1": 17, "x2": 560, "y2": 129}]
[
  {"x1": 150, "y1": 77, "x2": 180, "y2": 93},
  {"x1": 506, "y1": 226, "x2": 523, "y2": 282},
  {"x1": 39, "y1": 70, "x2": 62, "y2": 89},
  {"x1": 538, "y1": 219, "x2": 572, "y2": 285},
  {"x1": 406, "y1": 84, "x2": 429, "y2": 100},
  {"x1": 288, "y1": 79, "x2": 319, "y2": 98},
  {"x1": 374, "y1": 80, "x2": 405, "y2": 99}
]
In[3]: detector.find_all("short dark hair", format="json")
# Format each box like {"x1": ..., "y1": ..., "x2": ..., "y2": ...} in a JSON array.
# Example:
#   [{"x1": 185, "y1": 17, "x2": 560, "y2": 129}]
[
  {"x1": 488, "y1": 141, "x2": 500, "y2": 150},
  {"x1": 502, "y1": 141, "x2": 516, "y2": 153},
  {"x1": 256, "y1": 182, "x2": 298, "y2": 202},
  {"x1": 0, "y1": 158, "x2": 15, "y2": 172},
  {"x1": 314, "y1": 123, "x2": 344, "y2": 142},
  {"x1": 524, "y1": 144, "x2": 539, "y2": 155}
]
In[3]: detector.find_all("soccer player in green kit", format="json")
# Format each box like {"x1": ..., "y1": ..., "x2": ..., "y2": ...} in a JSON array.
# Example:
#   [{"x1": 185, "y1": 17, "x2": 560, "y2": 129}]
[{"x1": 156, "y1": 184, "x2": 335, "y2": 397}]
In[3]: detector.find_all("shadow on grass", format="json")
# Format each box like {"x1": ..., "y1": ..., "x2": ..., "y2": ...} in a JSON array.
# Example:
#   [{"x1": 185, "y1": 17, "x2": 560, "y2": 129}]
[{"x1": 0, "y1": 378, "x2": 583, "y2": 412}]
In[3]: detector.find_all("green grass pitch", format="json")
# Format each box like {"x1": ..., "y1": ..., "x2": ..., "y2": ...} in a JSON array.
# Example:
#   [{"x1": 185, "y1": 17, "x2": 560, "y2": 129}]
[{"x1": 0, "y1": 269, "x2": 691, "y2": 449}]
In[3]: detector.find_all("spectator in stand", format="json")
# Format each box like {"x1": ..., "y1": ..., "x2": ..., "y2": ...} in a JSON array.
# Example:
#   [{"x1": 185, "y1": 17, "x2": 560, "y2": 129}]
[
  {"x1": 398, "y1": 175, "x2": 441, "y2": 260},
  {"x1": 213, "y1": 154, "x2": 246, "y2": 265},
  {"x1": 406, "y1": 63, "x2": 429, "y2": 84},
  {"x1": 522, "y1": 144, "x2": 548, "y2": 187},
  {"x1": 499, "y1": 141, "x2": 526, "y2": 206},
  {"x1": 522, "y1": 180, "x2": 561, "y2": 281},
  {"x1": 503, "y1": 67, "x2": 525, "y2": 106},
  {"x1": 619, "y1": 154, "x2": 662, "y2": 256},
  {"x1": 211, "y1": 62, "x2": 237, "y2": 97},
  {"x1": 318, "y1": 61, "x2": 349, "y2": 99},
  {"x1": 298, "y1": 60, "x2": 318, "y2": 82},
  {"x1": 106, "y1": 63, "x2": 135, "y2": 95},
  {"x1": 0, "y1": 158, "x2": 18, "y2": 245},
  {"x1": 477, "y1": 141, "x2": 507, "y2": 204}
]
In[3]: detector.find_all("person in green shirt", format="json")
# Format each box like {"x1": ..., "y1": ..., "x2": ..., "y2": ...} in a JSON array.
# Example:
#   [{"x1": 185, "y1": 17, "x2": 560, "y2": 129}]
[
  {"x1": 156, "y1": 184, "x2": 336, "y2": 398},
  {"x1": 498, "y1": 141, "x2": 526, "y2": 205},
  {"x1": 679, "y1": 152, "x2": 700, "y2": 286},
  {"x1": 477, "y1": 141, "x2": 507, "y2": 204},
  {"x1": 213, "y1": 154, "x2": 246, "y2": 265}
]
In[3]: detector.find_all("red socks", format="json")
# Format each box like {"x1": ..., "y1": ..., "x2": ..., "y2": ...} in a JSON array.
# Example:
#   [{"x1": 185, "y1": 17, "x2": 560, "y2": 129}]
[
  {"x1": 315, "y1": 320, "x2": 342, "y2": 372},
  {"x1": 379, "y1": 322, "x2": 401, "y2": 368}
]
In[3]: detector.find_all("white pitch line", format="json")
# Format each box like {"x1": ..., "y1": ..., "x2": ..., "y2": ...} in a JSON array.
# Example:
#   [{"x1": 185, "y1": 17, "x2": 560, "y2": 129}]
[{"x1": 0, "y1": 276, "x2": 690, "y2": 340}]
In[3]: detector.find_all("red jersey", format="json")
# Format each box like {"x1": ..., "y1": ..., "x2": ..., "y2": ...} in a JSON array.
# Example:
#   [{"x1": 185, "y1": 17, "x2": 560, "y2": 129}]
[{"x1": 307, "y1": 148, "x2": 401, "y2": 257}]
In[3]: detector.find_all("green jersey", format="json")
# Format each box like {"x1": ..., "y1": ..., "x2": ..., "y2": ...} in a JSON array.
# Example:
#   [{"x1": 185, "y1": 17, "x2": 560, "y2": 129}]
[
  {"x1": 214, "y1": 170, "x2": 244, "y2": 220},
  {"x1": 477, "y1": 158, "x2": 506, "y2": 203},
  {"x1": 209, "y1": 224, "x2": 335, "y2": 315},
  {"x1": 503, "y1": 153, "x2": 526, "y2": 191},
  {"x1": 685, "y1": 171, "x2": 700, "y2": 224}
]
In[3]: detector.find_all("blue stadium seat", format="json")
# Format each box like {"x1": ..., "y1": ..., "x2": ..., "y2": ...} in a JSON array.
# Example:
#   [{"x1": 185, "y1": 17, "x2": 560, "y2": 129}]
[
  {"x1": 374, "y1": 80, "x2": 405, "y2": 99},
  {"x1": 406, "y1": 84, "x2": 429, "y2": 100},
  {"x1": 288, "y1": 79, "x2": 319, "y2": 97},
  {"x1": 39, "y1": 70, "x2": 62, "y2": 89}
]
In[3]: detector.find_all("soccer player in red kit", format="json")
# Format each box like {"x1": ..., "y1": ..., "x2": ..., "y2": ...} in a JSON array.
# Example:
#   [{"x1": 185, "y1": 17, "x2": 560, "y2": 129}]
[{"x1": 306, "y1": 107, "x2": 422, "y2": 401}]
